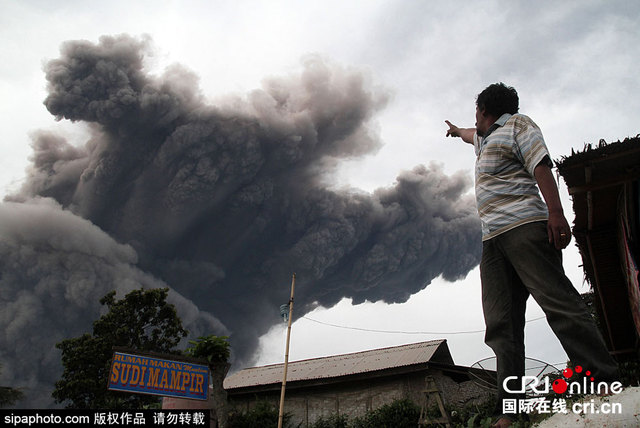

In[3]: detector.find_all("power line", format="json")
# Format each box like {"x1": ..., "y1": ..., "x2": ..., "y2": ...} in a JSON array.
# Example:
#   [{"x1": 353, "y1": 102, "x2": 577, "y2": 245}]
[{"x1": 300, "y1": 315, "x2": 547, "y2": 336}]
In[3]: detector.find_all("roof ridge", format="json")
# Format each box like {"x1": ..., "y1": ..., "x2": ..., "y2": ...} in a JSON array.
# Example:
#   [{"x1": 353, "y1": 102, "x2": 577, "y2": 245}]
[{"x1": 241, "y1": 339, "x2": 446, "y2": 370}]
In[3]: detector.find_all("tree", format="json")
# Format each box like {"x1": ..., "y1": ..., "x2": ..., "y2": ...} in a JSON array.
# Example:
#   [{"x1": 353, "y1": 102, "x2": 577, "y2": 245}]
[
  {"x1": 184, "y1": 335, "x2": 231, "y2": 365},
  {"x1": 185, "y1": 335, "x2": 231, "y2": 428},
  {"x1": 0, "y1": 364, "x2": 24, "y2": 407},
  {"x1": 52, "y1": 288, "x2": 188, "y2": 408}
]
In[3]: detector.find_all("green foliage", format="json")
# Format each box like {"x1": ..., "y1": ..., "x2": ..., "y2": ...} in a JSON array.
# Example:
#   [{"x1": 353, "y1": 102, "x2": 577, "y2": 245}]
[
  {"x1": 619, "y1": 359, "x2": 640, "y2": 387},
  {"x1": 0, "y1": 364, "x2": 24, "y2": 408},
  {"x1": 445, "y1": 397, "x2": 496, "y2": 427},
  {"x1": 303, "y1": 397, "x2": 535, "y2": 428},
  {"x1": 184, "y1": 335, "x2": 230, "y2": 365},
  {"x1": 452, "y1": 400, "x2": 536, "y2": 428},
  {"x1": 307, "y1": 399, "x2": 422, "y2": 428},
  {"x1": 227, "y1": 397, "x2": 535, "y2": 428},
  {"x1": 94, "y1": 289, "x2": 188, "y2": 352},
  {"x1": 309, "y1": 414, "x2": 349, "y2": 428},
  {"x1": 350, "y1": 398, "x2": 421, "y2": 428},
  {"x1": 52, "y1": 288, "x2": 188, "y2": 409},
  {"x1": 0, "y1": 387, "x2": 23, "y2": 408},
  {"x1": 228, "y1": 401, "x2": 297, "y2": 428},
  {"x1": 445, "y1": 397, "x2": 536, "y2": 428}
]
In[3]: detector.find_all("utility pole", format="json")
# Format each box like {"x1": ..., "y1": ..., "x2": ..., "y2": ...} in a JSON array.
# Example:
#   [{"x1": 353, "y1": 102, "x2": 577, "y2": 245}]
[{"x1": 277, "y1": 274, "x2": 296, "y2": 428}]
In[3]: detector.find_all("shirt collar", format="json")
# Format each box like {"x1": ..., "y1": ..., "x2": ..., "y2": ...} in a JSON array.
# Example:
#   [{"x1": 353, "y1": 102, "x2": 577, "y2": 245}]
[{"x1": 483, "y1": 113, "x2": 512, "y2": 138}]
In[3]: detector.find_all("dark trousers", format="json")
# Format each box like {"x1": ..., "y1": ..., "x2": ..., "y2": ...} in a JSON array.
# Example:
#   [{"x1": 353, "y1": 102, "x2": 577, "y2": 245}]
[{"x1": 480, "y1": 221, "x2": 618, "y2": 415}]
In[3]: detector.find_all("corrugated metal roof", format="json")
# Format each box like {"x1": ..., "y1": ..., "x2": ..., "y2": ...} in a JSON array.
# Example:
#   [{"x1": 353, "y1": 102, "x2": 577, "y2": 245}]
[{"x1": 224, "y1": 339, "x2": 447, "y2": 390}]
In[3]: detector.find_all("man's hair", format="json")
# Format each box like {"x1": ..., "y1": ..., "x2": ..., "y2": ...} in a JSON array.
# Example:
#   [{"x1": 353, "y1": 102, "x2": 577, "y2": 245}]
[{"x1": 476, "y1": 83, "x2": 519, "y2": 117}]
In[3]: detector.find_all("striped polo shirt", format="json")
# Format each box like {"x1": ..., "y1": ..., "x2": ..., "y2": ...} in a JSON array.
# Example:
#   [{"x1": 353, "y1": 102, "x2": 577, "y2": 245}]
[{"x1": 474, "y1": 113, "x2": 551, "y2": 241}]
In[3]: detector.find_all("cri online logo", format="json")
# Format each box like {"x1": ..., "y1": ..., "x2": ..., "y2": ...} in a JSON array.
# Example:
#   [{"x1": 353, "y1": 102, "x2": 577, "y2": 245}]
[
  {"x1": 504, "y1": 365, "x2": 623, "y2": 396},
  {"x1": 553, "y1": 366, "x2": 588, "y2": 394}
]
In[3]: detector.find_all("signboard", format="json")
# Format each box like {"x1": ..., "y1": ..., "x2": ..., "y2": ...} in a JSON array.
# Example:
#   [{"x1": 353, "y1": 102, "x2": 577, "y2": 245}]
[{"x1": 108, "y1": 351, "x2": 209, "y2": 401}]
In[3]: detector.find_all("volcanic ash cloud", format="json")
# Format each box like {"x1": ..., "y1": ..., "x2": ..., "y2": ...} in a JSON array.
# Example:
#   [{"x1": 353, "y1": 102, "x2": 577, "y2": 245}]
[{"x1": 3, "y1": 34, "x2": 481, "y2": 406}]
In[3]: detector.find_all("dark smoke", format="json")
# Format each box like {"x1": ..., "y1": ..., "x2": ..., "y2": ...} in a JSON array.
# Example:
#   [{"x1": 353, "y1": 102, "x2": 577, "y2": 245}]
[
  {"x1": 2, "y1": 35, "x2": 481, "y2": 407},
  {"x1": 0, "y1": 198, "x2": 227, "y2": 407}
]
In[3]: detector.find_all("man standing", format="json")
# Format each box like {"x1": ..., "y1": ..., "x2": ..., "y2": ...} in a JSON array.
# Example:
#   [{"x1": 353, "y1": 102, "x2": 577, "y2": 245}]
[{"x1": 445, "y1": 83, "x2": 618, "y2": 427}]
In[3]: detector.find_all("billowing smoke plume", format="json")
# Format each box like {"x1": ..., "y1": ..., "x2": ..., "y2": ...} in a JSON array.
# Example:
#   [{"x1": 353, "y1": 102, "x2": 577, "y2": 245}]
[
  {"x1": 2, "y1": 35, "x2": 481, "y2": 406},
  {"x1": 0, "y1": 198, "x2": 227, "y2": 407}
]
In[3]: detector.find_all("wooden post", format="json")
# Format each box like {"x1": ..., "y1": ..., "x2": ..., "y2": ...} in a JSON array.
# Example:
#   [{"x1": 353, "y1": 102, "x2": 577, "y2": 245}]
[{"x1": 278, "y1": 274, "x2": 296, "y2": 428}]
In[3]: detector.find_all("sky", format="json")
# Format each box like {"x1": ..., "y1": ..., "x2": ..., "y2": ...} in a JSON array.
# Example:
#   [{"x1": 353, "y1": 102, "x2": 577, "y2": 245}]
[{"x1": 1, "y1": 0, "x2": 639, "y2": 408}]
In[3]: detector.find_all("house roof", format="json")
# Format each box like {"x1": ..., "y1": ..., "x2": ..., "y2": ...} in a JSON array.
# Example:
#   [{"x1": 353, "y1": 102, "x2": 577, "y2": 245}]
[{"x1": 224, "y1": 339, "x2": 453, "y2": 391}]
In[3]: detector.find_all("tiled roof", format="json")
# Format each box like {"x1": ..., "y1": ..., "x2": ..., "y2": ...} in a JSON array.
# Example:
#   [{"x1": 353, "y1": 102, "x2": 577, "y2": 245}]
[{"x1": 224, "y1": 339, "x2": 450, "y2": 390}]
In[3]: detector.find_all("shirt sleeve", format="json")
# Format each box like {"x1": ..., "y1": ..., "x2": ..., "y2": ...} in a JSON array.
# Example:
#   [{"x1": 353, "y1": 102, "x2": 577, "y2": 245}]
[
  {"x1": 512, "y1": 115, "x2": 551, "y2": 176},
  {"x1": 473, "y1": 132, "x2": 481, "y2": 156}
]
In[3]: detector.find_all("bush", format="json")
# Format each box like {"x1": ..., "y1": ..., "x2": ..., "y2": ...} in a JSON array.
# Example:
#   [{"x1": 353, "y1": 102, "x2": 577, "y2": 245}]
[
  {"x1": 309, "y1": 414, "x2": 349, "y2": 428},
  {"x1": 446, "y1": 397, "x2": 497, "y2": 427},
  {"x1": 619, "y1": 359, "x2": 640, "y2": 387},
  {"x1": 235, "y1": 397, "x2": 519, "y2": 428},
  {"x1": 350, "y1": 398, "x2": 421, "y2": 428},
  {"x1": 228, "y1": 401, "x2": 297, "y2": 428}
]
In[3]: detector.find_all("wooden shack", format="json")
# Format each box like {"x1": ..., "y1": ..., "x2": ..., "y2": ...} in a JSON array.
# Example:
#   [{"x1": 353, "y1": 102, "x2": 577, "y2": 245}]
[{"x1": 556, "y1": 136, "x2": 640, "y2": 359}]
